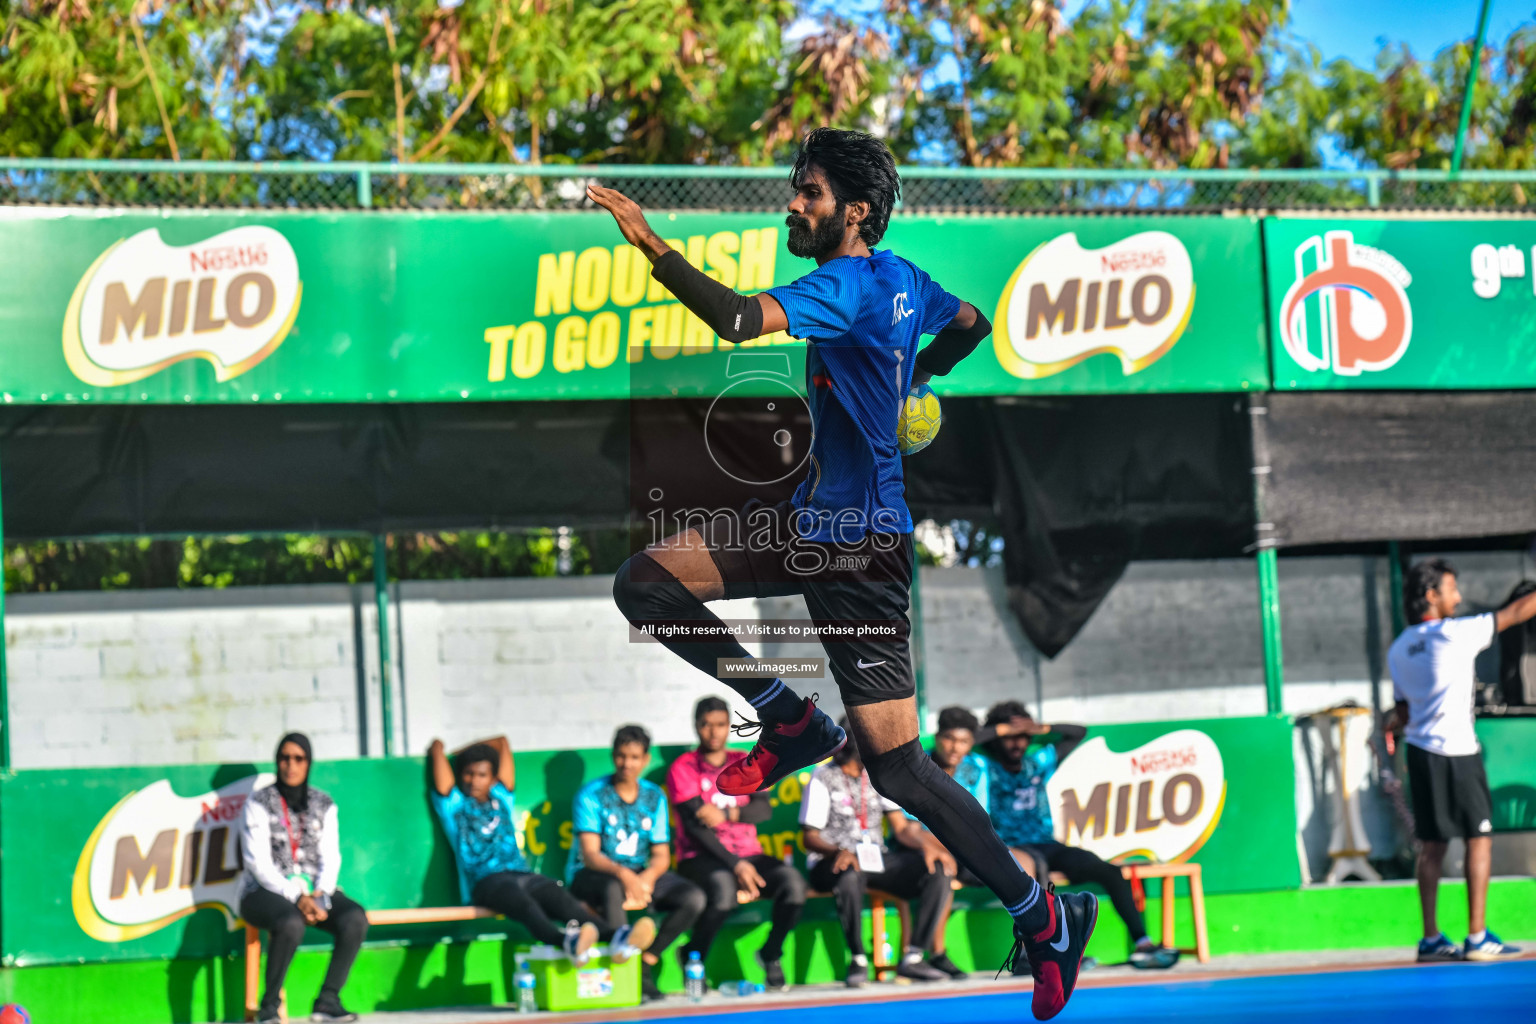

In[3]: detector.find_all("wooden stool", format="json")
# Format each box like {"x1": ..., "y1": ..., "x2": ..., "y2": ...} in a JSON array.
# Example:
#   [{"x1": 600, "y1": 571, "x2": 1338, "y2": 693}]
[
  {"x1": 867, "y1": 889, "x2": 913, "y2": 979},
  {"x1": 1121, "y1": 862, "x2": 1209, "y2": 963}
]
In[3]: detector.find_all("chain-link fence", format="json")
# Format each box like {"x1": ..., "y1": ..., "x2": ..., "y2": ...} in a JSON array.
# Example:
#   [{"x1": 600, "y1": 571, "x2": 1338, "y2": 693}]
[{"x1": 2, "y1": 159, "x2": 1534, "y2": 212}]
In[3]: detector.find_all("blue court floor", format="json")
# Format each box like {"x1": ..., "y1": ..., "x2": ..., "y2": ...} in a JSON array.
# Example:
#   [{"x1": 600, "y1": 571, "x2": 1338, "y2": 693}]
[{"x1": 641, "y1": 960, "x2": 1536, "y2": 1024}]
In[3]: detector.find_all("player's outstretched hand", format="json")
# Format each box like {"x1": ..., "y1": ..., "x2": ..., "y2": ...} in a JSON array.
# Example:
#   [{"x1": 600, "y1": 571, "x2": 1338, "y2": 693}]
[{"x1": 587, "y1": 185, "x2": 666, "y2": 260}]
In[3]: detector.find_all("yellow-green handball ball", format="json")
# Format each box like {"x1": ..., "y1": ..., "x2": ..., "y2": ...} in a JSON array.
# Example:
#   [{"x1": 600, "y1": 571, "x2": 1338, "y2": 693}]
[{"x1": 897, "y1": 382, "x2": 943, "y2": 455}]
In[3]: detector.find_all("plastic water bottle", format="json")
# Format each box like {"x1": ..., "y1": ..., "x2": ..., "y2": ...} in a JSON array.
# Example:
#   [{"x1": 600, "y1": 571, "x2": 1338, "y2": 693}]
[
  {"x1": 513, "y1": 958, "x2": 538, "y2": 1013},
  {"x1": 684, "y1": 951, "x2": 707, "y2": 1003},
  {"x1": 718, "y1": 980, "x2": 765, "y2": 997}
]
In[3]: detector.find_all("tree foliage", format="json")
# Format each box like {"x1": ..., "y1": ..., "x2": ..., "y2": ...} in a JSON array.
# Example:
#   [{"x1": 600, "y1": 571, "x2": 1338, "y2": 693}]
[
  {"x1": 1, "y1": 529, "x2": 637, "y2": 592},
  {"x1": 4, "y1": 0, "x2": 1534, "y2": 169}
]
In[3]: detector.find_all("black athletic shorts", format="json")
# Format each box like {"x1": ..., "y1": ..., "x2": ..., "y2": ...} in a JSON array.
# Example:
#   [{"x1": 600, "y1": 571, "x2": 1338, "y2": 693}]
[
  {"x1": 1406, "y1": 743, "x2": 1494, "y2": 843},
  {"x1": 705, "y1": 499, "x2": 915, "y2": 707}
]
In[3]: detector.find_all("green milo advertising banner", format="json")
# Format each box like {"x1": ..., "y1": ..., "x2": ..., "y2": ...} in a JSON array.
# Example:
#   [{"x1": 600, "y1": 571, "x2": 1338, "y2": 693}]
[
  {"x1": 0, "y1": 716, "x2": 1297, "y2": 967},
  {"x1": 1265, "y1": 217, "x2": 1536, "y2": 389},
  {"x1": 0, "y1": 210, "x2": 1268, "y2": 403}
]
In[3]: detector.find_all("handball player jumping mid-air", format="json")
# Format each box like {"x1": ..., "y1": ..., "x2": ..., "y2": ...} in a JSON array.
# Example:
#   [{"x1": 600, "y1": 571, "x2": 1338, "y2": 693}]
[{"x1": 591, "y1": 128, "x2": 1094, "y2": 1019}]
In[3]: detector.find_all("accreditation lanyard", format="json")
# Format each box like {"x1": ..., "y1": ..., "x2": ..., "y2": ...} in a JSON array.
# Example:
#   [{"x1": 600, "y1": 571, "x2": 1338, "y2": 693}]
[
  {"x1": 278, "y1": 797, "x2": 304, "y2": 867},
  {"x1": 852, "y1": 772, "x2": 885, "y2": 874}
]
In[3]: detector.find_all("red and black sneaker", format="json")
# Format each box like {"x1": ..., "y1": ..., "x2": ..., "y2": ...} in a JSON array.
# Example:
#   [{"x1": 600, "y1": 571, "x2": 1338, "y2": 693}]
[
  {"x1": 717, "y1": 695, "x2": 846, "y2": 796},
  {"x1": 1001, "y1": 886, "x2": 1097, "y2": 1021}
]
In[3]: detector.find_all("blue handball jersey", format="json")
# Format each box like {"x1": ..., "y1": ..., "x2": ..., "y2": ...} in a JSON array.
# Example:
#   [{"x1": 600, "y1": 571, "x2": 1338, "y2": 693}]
[{"x1": 767, "y1": 250, "x2": 961, "y2": 544}]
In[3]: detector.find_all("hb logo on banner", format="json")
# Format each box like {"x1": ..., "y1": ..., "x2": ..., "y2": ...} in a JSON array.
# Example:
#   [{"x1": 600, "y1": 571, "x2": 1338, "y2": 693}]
[{"x1": 1278, "y1": 230, "x2": 1413, "y2": 376}]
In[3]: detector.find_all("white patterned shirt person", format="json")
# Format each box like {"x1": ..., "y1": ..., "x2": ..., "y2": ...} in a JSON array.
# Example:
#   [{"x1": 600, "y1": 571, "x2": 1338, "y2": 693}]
[{"x1": 799, "y1": 762, "x2": 901, "y2": 866}]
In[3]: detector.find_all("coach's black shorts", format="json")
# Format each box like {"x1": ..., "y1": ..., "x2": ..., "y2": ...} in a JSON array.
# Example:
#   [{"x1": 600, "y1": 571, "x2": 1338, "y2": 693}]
[
  {"x1": 1406, "y1": 743, "x2": 1493, "y2": 843},
  {"x1": 705, "y1": 499, "x2": 915, "y2": 707}
]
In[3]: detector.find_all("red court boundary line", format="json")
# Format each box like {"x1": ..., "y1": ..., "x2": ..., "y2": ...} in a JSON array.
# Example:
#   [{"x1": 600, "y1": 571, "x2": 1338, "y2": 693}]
[{"x1": 474, "y1": 953, "x2": 1536, "y2": 1024}]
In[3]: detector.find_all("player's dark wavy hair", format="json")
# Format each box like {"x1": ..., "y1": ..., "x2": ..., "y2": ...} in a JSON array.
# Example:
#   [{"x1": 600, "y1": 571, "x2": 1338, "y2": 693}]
[
  {"x1": 1404, "y1": 558, "x2": 1456, "y2": 623},
  {"x1": 790, "y1": 127, "x2": 901, "y2": 247},
  {"x1": 456, "y1": 743, "x2": 499, "y2": 781},
  {"x1": 936, "y1": 706, "x2": 980, "y2": 735},
  {"x1": 981, "y1": 699, "x2": 1031, "y2": 762},
  {"x1": 613, "y1": 724, "x2": 652, "y2": 753}
]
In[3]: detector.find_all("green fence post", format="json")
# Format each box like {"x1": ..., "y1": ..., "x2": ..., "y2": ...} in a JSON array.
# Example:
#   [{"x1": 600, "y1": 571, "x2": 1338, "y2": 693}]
[
  {"x1": 1451, "y1": 0, "x2": 1494, "y2": 174},
  {"x1": 356, "y1": 169, "x2": 372, "y2": 209},
  {"x1": 0, "y1": 448, "x2": 8, "y2": 771},
  {"x1": 1250, "y1": 395, "x2": 1283, "y2": 715},
  {"x1": 373, "y1": 533, "x2": 394, "y2": 757},
  {"x1": 1258, "y1": 548, "x2": 1284, "y2": 715},
  {"x1": 1367, "y1": 173, "x2": 1381, "y2": 208}
]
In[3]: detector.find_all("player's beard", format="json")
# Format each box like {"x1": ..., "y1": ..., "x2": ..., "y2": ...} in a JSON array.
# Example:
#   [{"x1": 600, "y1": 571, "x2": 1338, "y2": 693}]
[{"x1": 786, "y1": 203, "x2": 846, "y2": 259}]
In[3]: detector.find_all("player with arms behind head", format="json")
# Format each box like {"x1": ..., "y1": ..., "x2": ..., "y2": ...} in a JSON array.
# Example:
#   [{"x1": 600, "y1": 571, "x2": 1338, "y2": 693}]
[{"x1": 591, "y1": 128, "x2": 1092, "y2": 1020}]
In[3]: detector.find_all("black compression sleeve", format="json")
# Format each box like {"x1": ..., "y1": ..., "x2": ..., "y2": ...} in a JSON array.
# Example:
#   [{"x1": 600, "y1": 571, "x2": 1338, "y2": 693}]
[
  {"x1": 738, "y1": 792, "x2": 772, "y2": 825},
  {"x1": 916, "y1": 307, "x2": 992, "y2": 377},
  {"x1": 675, "y1": 796, "x2": 743, "y2": 864},
  {"x1": 650, "y1": 249, "x2": 764, "y2": 343}
]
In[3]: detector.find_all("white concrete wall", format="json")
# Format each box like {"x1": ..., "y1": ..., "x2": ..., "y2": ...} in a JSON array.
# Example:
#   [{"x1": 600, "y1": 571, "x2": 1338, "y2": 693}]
[
  {"x1": 6, "y1": 552, "x2": 1531, "y2": 777},
  {"x1": 5, "y1": 586, "x2": 385, "y2": 767},
  {"x1": 396, "y1": 576, "x2": 778, "y2": 754}
]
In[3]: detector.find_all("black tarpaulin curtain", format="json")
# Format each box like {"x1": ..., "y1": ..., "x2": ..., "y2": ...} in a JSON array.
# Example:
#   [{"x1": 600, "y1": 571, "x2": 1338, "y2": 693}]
[
  {"x1": 1256, "y1": 391, "x2": 1536, "y2": 548},
  {"x1": 0, "y1": 402, "x2": 633, "y2": 537},
  {"x1": 911, "y1": 395, "x2": 1255, "y2": 657},
  {"x1": 0, "y1": 395, "x2": 1258, "y2": 660}
]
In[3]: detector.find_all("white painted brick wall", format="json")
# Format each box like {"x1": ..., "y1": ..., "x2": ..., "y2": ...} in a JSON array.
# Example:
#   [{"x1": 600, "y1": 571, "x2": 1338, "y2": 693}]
[
  {"x1": 6, "y1": 586, "x2": 375, "y2": 768},
  {"x1": 399, "y1": 576, "x2": 779, "y2": 754},
  {"x1": 7, "y1": 551, "x2": 1530, "y2": 774}
]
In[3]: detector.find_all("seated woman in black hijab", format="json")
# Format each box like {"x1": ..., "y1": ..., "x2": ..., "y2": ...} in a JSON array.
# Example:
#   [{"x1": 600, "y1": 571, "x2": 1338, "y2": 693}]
[{"x1": 239, "y1": 733, "x2": 369, "y2": 1023}]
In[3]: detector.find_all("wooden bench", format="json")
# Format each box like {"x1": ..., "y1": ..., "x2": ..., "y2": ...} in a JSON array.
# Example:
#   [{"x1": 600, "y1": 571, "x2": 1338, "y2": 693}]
[
  {"x1": 241, "y1": 894, "x2": 747, "y2": 1019},
  {"x1": 244, "y1": 906, "x2": 497, "y2": 1021},
  {"x1": 1121, "y1": 862, "x2": 1209, "y2": 963}
]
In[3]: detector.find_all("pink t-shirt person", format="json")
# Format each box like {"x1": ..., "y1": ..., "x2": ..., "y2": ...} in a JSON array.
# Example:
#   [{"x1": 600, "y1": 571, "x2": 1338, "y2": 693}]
[{"x1": 667, "y1": 749, "x2": 765, "y2": 860}]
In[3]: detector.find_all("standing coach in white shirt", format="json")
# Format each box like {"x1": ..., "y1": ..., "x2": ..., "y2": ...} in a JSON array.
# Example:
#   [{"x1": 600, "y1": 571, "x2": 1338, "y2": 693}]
[{"x1": 1387, "y1": 559, "x2": 1536, "y2": 963}]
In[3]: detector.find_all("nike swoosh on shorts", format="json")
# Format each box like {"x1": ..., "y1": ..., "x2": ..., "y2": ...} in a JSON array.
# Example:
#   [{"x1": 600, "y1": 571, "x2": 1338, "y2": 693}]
[{"x1": 856, "y1": 659, "x2": 886, "y2": 669}]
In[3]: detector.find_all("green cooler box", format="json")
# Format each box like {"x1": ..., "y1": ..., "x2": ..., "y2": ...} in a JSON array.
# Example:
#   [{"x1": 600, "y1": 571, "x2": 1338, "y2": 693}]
[{"x1": 521, "y1": 945, "x2": 641, "y2": 1012}]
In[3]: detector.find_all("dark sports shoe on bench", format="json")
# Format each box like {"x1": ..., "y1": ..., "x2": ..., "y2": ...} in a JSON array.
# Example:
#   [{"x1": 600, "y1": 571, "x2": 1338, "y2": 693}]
[
  {"x1": 928, "y1": 951, "x2": 968, "y2": 979},
  {"x1": 896, "y1": 951, "x2": 948, "y2": 982},
  {"x1": 759, "y1": 951, "x2": 789, "y2": 991},
  {"x1": 310, "y1": 996, "x2": 359, "y2": 1023}
]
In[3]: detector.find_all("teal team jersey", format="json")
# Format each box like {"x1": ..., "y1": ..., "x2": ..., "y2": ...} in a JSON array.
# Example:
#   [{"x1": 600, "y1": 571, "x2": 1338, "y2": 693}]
[
  {"x1": 986, "y1": 745, "x2": 1060, "y2": 847},
  {"x1": 567, "y1": 775, "x2": 670, "y2": 882}
]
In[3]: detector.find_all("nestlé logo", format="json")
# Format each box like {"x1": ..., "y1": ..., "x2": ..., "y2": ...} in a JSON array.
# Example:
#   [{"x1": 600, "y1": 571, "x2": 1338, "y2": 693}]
[
  {"x1": 1045, "y1": 729, "x2": 1226, "y2": 864},
  {"x1": 73, "y1": 774, "x2": 269, "y2": 941},
  {"x1": 993, "y1": 231, "x2": 1195, "y2": 379},
  {"x1": 62, "y1": 226, "x2": 302, "y2": 387}
]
